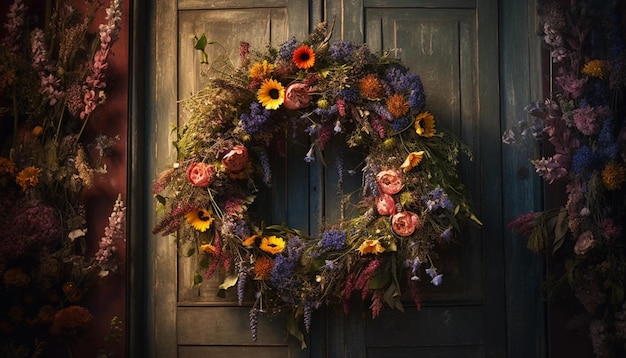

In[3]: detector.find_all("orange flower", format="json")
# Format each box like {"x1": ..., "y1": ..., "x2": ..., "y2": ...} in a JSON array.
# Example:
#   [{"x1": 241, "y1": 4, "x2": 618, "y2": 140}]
[
  {"x1": 386, "y1": 93, "x2": 409, "y2": 118},
  {"x1": 400, "y1": 151, "x2": 424, "y2": 172},
  {"x1": 359, "y1": 74, "x2": 384, "y2": 99},
  {"x1": 32, "y1": 126, "x2": 43, "y2": 136},
  {"x1": 292, "y1": 45, "x2": 315, "y2": 69},
  {"x1": 254, "y1": 256, "x2": 274, "y2": 280},
  {"x1": 357, "y1": 239, "x2": 385, "y2": 255},
  {"x1": 242, "y1": 234, "x2": 258, "y2": 247},
  {"x1": 200, "y1": 244, "x2": 217, "y2": 254},
  {"x1": 0, "y1": 157, "x2": 16, "y2": 176},
  {"x1": 16, "y1": 166, "x2": 41, "y2": 191}
]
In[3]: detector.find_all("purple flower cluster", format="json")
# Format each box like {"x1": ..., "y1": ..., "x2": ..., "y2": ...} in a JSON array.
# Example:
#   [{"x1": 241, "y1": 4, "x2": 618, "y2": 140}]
[
  {"x1": 329, "y1": 40, "x2": 354, "y2": 63},
  {"x1": 276, "y1": 37, "x2": 298, "y2": 63},
  {"x1": 384, "y1": 65, "x2": 426, "y2": 111},
  {"x1": 320, "y1": 229, "x2": 346, "y2": 251},
  {"x1": 2, "y1": 0, "x2": 26, "y2": 53},
  {"x1": 240, "y1": 102, "x2": 271, "y2": 134},
  {"x1": 421, "y1": 188, "x2": 454, "y2": 212}
]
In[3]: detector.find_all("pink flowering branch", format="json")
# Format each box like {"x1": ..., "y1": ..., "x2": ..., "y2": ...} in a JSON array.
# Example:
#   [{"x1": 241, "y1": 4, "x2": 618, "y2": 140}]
[
  {"x1": 81, "y1": 0, "x2": 123, "y2": 120},
  {"x1": 94, "y1": 194, "x2": 126, "y2": 277}
]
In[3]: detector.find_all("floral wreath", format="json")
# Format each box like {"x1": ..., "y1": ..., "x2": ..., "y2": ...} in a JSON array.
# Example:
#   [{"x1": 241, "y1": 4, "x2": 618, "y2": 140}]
[{"x1": 153, "y1": 22, "x2": 480, "y2": 345}]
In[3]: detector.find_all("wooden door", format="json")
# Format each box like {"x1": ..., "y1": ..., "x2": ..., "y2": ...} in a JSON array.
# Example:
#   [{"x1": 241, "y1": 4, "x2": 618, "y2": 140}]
[{"x1": 143, "y1": 0, "x2": 521, "y2": 357}]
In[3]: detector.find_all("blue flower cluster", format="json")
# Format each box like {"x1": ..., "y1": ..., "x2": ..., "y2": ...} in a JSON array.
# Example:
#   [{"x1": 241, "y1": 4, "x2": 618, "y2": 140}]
[
  {"x1": 572, "y1": 145, "x2": 602, "y2": 175},
  {"x1": 277, "y1": 37, "x2": 298, "y2": 63},
  {"x1": 240, "y1": 102, "x2": 271, "y2": 134}
]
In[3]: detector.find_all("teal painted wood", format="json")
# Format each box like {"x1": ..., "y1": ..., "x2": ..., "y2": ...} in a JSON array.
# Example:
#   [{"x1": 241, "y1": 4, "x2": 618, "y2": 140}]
[{"x1": 499, "y1": 0, "x2": 546, "y2": 357}]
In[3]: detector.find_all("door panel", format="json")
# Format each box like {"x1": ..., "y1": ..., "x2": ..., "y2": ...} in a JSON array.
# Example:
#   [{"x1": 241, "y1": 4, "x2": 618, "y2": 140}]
[
  {"x1": 150, "y1": 0, "x2": 503, "y2": 356},
  {"x1": 323, "y1": 1, "x2": 501, "y2": 357}
]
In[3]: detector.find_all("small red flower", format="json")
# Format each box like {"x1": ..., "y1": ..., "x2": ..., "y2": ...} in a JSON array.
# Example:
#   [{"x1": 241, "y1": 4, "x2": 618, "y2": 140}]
[
  {"x1": 222, "y1": 145, "x2": 249, "y2": 173},
  {"x1": 292, "y1": 45, "x2": 316, "y2": 69}
]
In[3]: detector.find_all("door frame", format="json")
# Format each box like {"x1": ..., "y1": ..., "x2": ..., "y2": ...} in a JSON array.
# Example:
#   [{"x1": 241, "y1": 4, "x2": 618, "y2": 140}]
[{"x1": 127, "y1": 0, "x2": 547, "y2": 357}]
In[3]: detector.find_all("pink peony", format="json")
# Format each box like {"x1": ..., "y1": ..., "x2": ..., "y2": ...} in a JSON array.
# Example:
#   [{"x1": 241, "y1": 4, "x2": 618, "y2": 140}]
[
  {"x1": 283, "y1": 82, "x2": 311, "y2": 110},
  {"x1": 375, "y1": 194, "x2": 396, "y2": 216},
  {"x1": 222, "y1": 145, "x2": 249, "y2": 173},
  {"x1": 186, "y1": 162, "x2": 215, "y2": 187},
  {"x1": 391, "y1": 211, "x2": 420, "y2": 237},
  {"x1": 376, "y1": 169, "x2": 403, "y2": 195}
]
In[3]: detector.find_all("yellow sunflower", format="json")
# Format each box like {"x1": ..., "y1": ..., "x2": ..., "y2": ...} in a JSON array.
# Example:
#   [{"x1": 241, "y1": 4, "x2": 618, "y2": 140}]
[
  {"x1": 15, "y1": 166, "x2": 41, "y2": 191},
  {"x1": 357, "y1": 239, "x2": 385, "y2": 255},
  {"x1": 184, "y1": 208, "x2": 214, "y2": 232},
  {"x1": 257, "y1": 78, "x2": 285, "y2": 110},
  {"x1": 387, "y1": 93, "x2": 409, "y2": 118},
  {"x1": 415, "y1": 111, "x2": 436, "y2": 137},
  {"x1": 400, "y1": 151, "x2": 425, "y2": 172},
  {"x1": 259, "y1": 235, "x2": 286, "y2": 255},
  {"x1": 601, "y1": 161, "x2": 626, "y2": 191},
  {"x1": 292, "y1": 45, "x2": 316, "y2": 69},
  {"x1": 249, "y1": 60, "x2": 274, "y2": 79}
]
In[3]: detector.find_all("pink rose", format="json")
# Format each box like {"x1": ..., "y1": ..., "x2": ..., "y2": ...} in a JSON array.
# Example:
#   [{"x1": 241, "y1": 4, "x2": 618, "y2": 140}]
[
  {"x1": 574, "y1": 230, "x2": 595, "y2": 255},
  {"x1": 283, "y1": 82, "x2": 311, "y2": 110},
  {"x1": 391, "y1": 211, "x2": 420, "y2": 237},
  {"x1": 376, "y1": 194, "x2": 396, "y2": 216},
  {"x1": 222, "y1": 145, "x2": 249, "y2": 173},
  {"x1": 186, "y1": 162, "x2": 215, "y2": 187},
  {"x1": 376, "y1": 169, "x2": 403, "y2": 195}
]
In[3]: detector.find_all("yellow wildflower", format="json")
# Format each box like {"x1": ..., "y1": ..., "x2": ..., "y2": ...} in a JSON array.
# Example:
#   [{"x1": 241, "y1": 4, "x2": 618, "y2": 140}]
[
  {"x1": 259, "y1": 235, "x2": 286, "y2": 255},
  {"x1": 249, "y1": 60, "x2": 275, "y2": 79},
  {"x1": 184, "y1": 208, "x2": 214, "y2": 232},
  {"x1": 0, "y1": 157, "x2": 16, "y2": 176},
  {"x1": 582, "y1": 59, "x2": 608, "y2": 79},
  {"x1": 601, "y1": 161, "x2": 626, "y2": 191},
  {"x1": 400, "y1": 151, "x2": 425, "y2": 173},
  {"x1": 357, "y1": 239, "x2": 385, "y2": 255},
  {"x1": 415, "y1": 111, "x2": 437, "y2": 137}
]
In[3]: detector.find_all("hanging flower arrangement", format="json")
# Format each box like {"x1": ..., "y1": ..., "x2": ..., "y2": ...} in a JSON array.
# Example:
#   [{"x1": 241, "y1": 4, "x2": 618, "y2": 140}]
[
  {"x1": 505, "y1": 1, "x2": 626, "y2": 356},
  {"x1": 153, "y1": 22, "x2": 480, "y2": 345}
]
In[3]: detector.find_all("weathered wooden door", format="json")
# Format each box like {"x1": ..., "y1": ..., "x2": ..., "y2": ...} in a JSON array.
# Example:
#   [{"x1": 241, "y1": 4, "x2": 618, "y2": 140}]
[{"x1": 144, "y1": 0, "x2": 516, "y2": 357}]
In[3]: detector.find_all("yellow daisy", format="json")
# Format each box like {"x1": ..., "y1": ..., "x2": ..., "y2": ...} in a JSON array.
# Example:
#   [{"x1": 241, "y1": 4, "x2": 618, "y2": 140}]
[
  {"x1": 400, "y1": 151, "x2": 425, "y2": 173},
  {"x1": 184, "y1": 208, "x2": 214, "y2": 232},
  {"x1": 387, "y1": 93, "x2": 409, "y2": 118},
  {"x1": 249, "y1": 60, "x2": 274, "y2": 79},
  {"x1": 601, "y1": 161, "x2": 626, "y2": 191},
  {"x1": 357, "y1": 239, "x2": 385, "y2": 255},
  {"x1": 15, "y1": 166, "x2": 41, "y2": 191},
  {"x1": 257, "y1": 78, "x2": 285, "y2": 110},
  {"x1": 415, "y1": 111, "x2": 436, "y2": 137},
  {"x1": 259, "y1": 235, "x2": 286, "y2": 255}
]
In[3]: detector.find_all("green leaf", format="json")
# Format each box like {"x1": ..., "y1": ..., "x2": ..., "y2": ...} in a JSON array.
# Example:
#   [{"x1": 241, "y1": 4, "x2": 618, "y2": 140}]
[
  {"x1": 155, "y1": 194, "x2": 166, "y2": 205},
  {"x1": 552, "y1": 207, "x2": 569, "y2": 254},
  {"x1": 194, "y1": 34, "x2": 208, "y2": 51},
  {"x1": 193, "y1": 272, "x2": 203, "y2": 286},
  {"x1": 218, "y1": 273, "x2": 239, "y2": 290},
  {"x1": 369, "y1": 272, "x2": 390, "y2": 290},
  {"x1": 186, "y1": 247, "x2": 195, "y2": 257},
  {"x1": 199, "y1": 256, "x2": 209, "y2": 268},
  {"x1": 286, "y1": 313, "x2": 307, "y2": 349}
]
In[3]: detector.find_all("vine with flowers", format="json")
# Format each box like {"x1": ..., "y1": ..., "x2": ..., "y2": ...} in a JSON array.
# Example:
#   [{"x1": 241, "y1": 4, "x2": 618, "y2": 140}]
[
  {"x1": 505, "y1": 1, "x2": 626, "y2": 356},
  {"x1": 0, "y1": 0, "x2": 125, "y2": 357},
  {"x1": 153, "y1": 22, "x2": 480, "y2": 345}
]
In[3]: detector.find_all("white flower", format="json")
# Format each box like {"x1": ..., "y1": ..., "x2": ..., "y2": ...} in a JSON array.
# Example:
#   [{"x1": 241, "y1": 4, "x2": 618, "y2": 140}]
[{"x1": 68, "y1": 228, "x2": 88, "y2": 241}]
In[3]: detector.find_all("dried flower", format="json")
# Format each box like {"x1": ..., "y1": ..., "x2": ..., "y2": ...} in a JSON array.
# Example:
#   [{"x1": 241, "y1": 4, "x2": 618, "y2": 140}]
[{"x1": 15, "y1": 166, "x2": 40, "y2": 191}]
